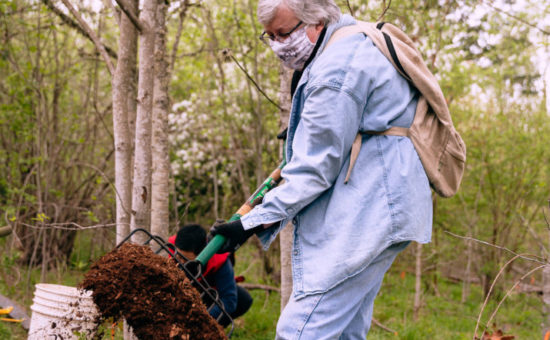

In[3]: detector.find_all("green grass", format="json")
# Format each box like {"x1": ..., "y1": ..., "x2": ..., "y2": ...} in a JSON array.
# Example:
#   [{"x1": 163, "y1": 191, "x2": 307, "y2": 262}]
[
  {"x1": 230, "y1": 289, "x2": 279, "y2": 340},
  {"x1": 0, "y1": 238, "x2": 543, "y2": 339},
  {"x1": 366, "y1": 270, "x2": 542, "y2": 340}
]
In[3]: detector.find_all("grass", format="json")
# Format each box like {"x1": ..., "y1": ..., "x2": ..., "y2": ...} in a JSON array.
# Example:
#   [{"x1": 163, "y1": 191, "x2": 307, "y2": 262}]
[
  {"x1": 0, "y1": 237, "x2": 543, "y2": 339},
  {"x1": 366, "y1": 268, "x2": 542, "y2": 339}
]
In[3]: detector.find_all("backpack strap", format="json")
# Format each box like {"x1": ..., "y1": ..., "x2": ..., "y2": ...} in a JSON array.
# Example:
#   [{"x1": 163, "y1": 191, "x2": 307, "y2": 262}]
[
  {"x1": 326, "y1": 23, "x2": 412, "y2": 184},
  {"x1": 344, "y1": 127, "x2": 410, "y2": 184},
  {"x1": 324, "y1": 22, "x2": 411, "y2": 81}
]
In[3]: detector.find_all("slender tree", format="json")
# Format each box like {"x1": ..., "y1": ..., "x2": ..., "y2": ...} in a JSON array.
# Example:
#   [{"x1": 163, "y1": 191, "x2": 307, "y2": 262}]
[
  {"x1": 151, "y1": 0, "x2": 170, "y2": 240},
  {"x1": 112, "y1": 0, "x2": 138, "y2": 244},
  {"x1": 129, "y1": 0, "x2": 158, "y2": 243},
  {"x1": 278, "y1": 65, "x2": 293, "y2": 310}
]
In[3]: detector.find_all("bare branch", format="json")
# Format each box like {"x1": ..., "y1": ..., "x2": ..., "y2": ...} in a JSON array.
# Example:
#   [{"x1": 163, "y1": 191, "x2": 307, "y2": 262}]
[
  {"x1": 472, "y1": 254, "x2": 545, "y2": 339},
  {"x1": 103, "y1": 0, "x2": 120, "y2": 26},
  {"x1": 41, "y1": 0, "x2": 118, "y2": 59},
  {"x1": 445, "y1": 230, "x2": 546, "y2": 264},
  {"x1": 114, "y1": 0, "x2": 143, "y2": 33},
  {"x1": 227, "y1": 50, "x2": 282, "y2": 111},
  {"x1": 345, "y1": 0, "x2": 355, "y2": 17},
  {"x1": 520, "y1": 214, "x2": 549, "y2": 256},
  {"x1": 66, "y1": 162, "x2": 133, "y2": 217},
  {"x1": 485, "y1": 265, "x2": 546, "y2": 333},
  {"x1": 58, "y1": 0, "x2": 115, "y2": 75},
  {"x1": 544, "y1": 202, "x2": 550, "y2": 231},
  {"x1": 377, "y1": 0, "x2": 392, "y2": 22},
  {"x1": 482, "y1": 0, "x2": 550, "y2": 36},
  {"x1": 19, "y1": 222, "x2": 119, "y2": 231},
  {"x1": 169, "y1": 0, "x2": 192, "y2": 72}
]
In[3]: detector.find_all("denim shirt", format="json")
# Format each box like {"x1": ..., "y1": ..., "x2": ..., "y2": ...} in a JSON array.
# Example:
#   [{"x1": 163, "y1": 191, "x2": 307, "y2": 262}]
[{"x1": 241, "y1": 15, "x2": 432, "y2": 298}]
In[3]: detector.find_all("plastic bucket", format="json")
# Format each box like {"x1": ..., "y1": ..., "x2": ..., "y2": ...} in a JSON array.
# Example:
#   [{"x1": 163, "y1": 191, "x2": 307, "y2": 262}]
[{"x1": 28, "y1": 283, "x2": 99, "y2": 340}]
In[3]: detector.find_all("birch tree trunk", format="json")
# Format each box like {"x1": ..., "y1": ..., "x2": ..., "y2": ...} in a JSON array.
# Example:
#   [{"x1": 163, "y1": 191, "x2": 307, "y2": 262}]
[
  {"x1": 130, "y1": 0, "x2": 157, "y2": 243},
  {"x1": 278, "y1": 65, "x2": 293, "y2": 311},
  {"x1": 150, "y1": 0, "x2": 170, "y2": 241},
  {"x1": 112, "y1": 0, "x2": 138, "y2": 244}
]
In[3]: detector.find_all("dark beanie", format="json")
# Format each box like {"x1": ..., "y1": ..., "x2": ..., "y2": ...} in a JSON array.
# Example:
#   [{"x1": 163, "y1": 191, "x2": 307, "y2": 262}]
[{"x1": 175, "y1": 224, "x2": 207, "y2": 255}]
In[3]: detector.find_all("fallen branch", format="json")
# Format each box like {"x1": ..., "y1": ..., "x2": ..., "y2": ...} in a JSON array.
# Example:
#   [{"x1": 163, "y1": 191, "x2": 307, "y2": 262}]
[
  {"x1": 238, "y1": 283, "x2": 280, "y2": 293},
  {"x1": 372, "y1": 317, "x2": 398, "y2": 335}
]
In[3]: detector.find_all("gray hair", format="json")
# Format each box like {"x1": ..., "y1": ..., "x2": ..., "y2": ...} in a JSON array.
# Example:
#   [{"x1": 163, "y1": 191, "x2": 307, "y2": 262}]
[{"x1": 257, "y1": 0, "x2": 341, "y2": 26}]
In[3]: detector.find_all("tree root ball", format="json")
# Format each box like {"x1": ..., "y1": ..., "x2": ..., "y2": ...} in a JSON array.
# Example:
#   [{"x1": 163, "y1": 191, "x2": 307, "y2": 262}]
[{"x1": 79, "y1": 243, "x2": 227, "y2": 340}]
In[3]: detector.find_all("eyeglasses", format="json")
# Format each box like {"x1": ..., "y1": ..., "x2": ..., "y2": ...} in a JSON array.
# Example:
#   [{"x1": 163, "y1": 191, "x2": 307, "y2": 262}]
[{"x1": 259, "y1": 21, "x2": 303, "y2": 45}]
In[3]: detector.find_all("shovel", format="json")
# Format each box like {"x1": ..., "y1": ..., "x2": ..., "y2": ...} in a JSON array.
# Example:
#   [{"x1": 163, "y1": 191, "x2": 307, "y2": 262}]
[{"x1": 196, "y1": 160, "x2": 285, "y2": 265}]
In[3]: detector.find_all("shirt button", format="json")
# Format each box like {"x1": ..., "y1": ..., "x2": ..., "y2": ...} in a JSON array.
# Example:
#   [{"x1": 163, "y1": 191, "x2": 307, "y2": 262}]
[
  {"x1": 248, "y1": 222, "x2": 254, "y2": 227},
  {"x1": 292, "y1": 218, "x2": 297, "y2": 225}
]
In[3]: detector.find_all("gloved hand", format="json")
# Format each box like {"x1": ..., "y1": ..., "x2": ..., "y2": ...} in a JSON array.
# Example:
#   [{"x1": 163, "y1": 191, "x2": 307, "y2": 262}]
[{"x1": 209, "y1": 219, "x2": 260, "y2": 253}]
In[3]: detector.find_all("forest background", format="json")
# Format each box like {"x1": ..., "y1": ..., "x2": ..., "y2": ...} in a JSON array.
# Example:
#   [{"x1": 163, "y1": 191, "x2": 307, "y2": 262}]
[{"x1": 0, "y1": 0, "x2": 550, "y2": 339}]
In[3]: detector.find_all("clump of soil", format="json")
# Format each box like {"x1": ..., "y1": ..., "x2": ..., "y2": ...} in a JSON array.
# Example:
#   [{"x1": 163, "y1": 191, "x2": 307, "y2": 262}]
[{"x1": 79, "y1": 243, "x2": 227, "y2": 340}]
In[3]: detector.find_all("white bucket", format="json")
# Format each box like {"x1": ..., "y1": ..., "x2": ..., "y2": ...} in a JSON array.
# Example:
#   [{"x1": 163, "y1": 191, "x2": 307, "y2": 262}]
[{"x1": 28, "y1": 283, "x2": 99, "y2": 340}]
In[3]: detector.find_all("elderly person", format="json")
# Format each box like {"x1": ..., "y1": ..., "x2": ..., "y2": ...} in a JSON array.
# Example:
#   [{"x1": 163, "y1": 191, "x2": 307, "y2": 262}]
[{"x1": 210, "y1": 0, "x2": 433, "y2": 338}]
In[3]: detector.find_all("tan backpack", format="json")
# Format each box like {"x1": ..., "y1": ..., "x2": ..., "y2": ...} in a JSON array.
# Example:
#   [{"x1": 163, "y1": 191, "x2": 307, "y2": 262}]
[{"x1": 326, "y1": 21, "x2": 466, "y2": 198}]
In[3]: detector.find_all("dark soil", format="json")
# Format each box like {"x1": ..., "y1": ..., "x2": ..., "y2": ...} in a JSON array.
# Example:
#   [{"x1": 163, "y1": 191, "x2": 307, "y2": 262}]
[{"x1": 79, "y1": 243, "x2": 227, "y2": 340}]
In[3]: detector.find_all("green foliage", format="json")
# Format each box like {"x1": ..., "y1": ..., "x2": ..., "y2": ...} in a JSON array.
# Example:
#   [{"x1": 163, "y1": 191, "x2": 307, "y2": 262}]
[
  {"x1": 0, "y1": 0, "x2": 116, "y2": 265},
  {"x1": 168, "y1": 0, "x2": 282, "y2": 224},
  {"x1": 0, "y1": 0, "x2": 549, "y2": 337}
]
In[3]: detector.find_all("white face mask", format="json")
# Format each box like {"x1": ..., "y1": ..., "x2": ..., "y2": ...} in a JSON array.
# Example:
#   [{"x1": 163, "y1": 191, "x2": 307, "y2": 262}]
[{"x1": 269, "y1": 26, "x2": 316, "y2": 70}]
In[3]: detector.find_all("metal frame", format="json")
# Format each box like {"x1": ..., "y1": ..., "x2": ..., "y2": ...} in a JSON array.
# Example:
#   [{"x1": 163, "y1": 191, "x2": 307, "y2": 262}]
[{"x1": 117, "y1": 228, "x2": 235, "y2": 338}]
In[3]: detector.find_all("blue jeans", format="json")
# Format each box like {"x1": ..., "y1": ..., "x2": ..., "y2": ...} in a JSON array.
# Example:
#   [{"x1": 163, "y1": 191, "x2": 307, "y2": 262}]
[{"x1": 276, "y1": 241, "x2": 409, "y2": 340}]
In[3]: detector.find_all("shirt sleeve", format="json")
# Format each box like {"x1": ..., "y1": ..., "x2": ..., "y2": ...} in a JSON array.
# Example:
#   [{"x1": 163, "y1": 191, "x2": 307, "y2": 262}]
[
  {"x1": 241, "y1": 85, "x2": 363, "y2": 230},
  {"x1": 209, "y1": 260, "x2": 238, "y2": 319}
]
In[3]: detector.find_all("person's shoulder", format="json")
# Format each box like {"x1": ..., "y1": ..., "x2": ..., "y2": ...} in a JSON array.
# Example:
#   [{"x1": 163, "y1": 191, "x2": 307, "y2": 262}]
[
  {"x1": 309, "y1": 33, "x2": 366, "y2": 84},
  {"x1": 308, "y1": 29, "x2": 400, "y2": 100},
  {"x1": 306, "y1": 34, "x2": 380, "y2": 101}
]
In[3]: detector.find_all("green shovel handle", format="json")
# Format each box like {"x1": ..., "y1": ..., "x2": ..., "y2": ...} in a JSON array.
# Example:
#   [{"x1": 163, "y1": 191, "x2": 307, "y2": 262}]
[
  {"x1": 195, "y1": 157, "x2": 286, "y2": 267},
  {"x1": 195, "y1": 215, "x2": 240, "y2": 266}
]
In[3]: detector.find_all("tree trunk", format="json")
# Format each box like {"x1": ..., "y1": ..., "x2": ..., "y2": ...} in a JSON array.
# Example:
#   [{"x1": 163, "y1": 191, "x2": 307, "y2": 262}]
[
  {"x1": 542, "y1": 263, "x2": 550, "y2": 337},
  {"x1": 112, "y1": 0, "x2": 138, "y2": 244},
  {"x1": 278, "y1": 65, "x2": 293, "y2": 311},
  {"x1": 413, "y1": 242, "x2": 422, "y2": 320},
  {"x1": 462, "y1": 233, "x2": 473, "y2": 303},
  {"x1": 130, "y1": 0, "x2": 157, "y2": 244},
  {"x1": 151, "y1": 0, "x2": 170, "y2": 241}
]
